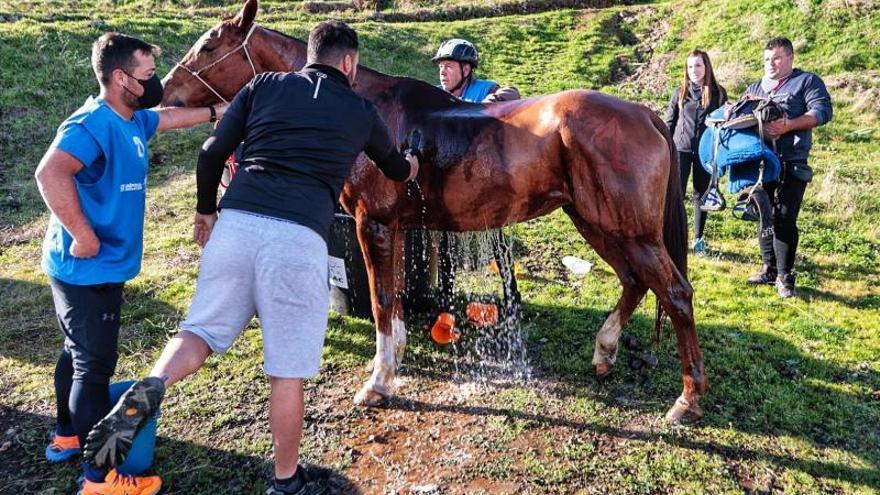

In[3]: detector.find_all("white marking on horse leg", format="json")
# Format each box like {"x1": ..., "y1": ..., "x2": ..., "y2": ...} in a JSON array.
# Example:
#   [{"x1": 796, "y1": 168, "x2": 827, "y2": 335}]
[
  {"x1": 592, "y1": 310, "x2": 623, "y2": 367},
  {"x1": 364, "y1": 329, "x2": 397, "y2": 396},
  {"x1": 391, "y1": 316, "x2": 406, "y2": 366}
]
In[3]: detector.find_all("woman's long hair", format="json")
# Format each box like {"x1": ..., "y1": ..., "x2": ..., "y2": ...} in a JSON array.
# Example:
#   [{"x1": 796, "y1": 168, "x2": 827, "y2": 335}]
[{"x1": 678, "y1": 50, "x2": 726, "y2": 109}]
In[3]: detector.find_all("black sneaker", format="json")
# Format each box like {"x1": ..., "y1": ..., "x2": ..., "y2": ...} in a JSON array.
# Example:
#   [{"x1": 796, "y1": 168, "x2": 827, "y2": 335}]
[
  {"x1": 82, "y1": 377, "x2": 165, "y2": 469},
  {"x1": 266, "y1": 484, "x2": 328, "y2": 495},
  {"x1": 267, "y1": 465, "x2": 330, "y2": 495},
  {"x1": 747, "y1": 265, "x2": 777, "y2": 285},
  {"x1": 776, "y1": 273, "x2": 796, "y2": 298}
]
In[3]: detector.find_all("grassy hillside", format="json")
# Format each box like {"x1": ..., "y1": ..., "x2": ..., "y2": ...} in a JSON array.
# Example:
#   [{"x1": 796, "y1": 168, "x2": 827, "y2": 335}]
[{"x1": 1, "y1": 0, "x2": 879, "y2": 493}]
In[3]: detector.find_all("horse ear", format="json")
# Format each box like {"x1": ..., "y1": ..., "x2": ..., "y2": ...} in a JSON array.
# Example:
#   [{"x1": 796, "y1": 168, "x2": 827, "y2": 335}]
[{"x1": 233, "y1": 0, "x2": 258, "y2": 29}]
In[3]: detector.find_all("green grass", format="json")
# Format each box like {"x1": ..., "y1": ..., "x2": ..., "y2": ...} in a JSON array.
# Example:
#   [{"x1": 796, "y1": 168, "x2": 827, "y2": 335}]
[{"x1": 2, "y1": 0, "x2": 880, "y2": 493}]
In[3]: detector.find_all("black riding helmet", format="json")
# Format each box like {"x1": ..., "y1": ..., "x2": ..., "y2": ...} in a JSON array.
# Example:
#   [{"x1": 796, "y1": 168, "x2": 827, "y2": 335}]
[
  {"x1": 433, "y1": 39, "x2": 479, "y2": 94},
  {"x1": 432, "y1": 38, "x2": 479, "y2": 67}
]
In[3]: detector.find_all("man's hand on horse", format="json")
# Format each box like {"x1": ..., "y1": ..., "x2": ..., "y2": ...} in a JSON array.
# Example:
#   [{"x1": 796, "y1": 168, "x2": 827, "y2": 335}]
[
  {"x1": 764, "y1": 118, "x2": 789, "y2": 139},
  {"x1": 405, "y1": 153, "x2": 420, "y2": 182},
  {"x1": 193, "y1": 212, "x2": 218, "y2": 247}
]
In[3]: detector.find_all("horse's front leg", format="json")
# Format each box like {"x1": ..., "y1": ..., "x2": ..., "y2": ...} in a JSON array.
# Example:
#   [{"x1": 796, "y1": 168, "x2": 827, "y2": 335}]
[{"x1": 353, "y1": 214, "x2": 407, "y2": 406}]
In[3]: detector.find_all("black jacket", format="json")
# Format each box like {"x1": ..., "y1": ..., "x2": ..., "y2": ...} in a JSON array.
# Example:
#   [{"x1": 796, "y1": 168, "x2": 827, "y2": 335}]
[
  {"x1": 196, "y1": 64, "x2": 410, "y2": 243},
  {"x1": 665, "y1": 84, "x2": 726, "y2": 153},
  {"x1": 744, "y1": 68, "x2": 833, "y2": 162}
]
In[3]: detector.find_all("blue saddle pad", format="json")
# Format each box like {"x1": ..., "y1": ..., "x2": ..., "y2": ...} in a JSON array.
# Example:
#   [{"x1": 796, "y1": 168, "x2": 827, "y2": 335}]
[{"x1": 699, "y1": 109, "x2": 781, "y2": 193}]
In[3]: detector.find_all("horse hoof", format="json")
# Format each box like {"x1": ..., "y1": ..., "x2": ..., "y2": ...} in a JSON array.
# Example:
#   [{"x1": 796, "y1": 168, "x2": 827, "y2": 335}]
[
  {"x1": 664, "y1": 396, "x2": 703, "y2": 424},
  {"x1": 354, "y1": 385, "x2": 387, "y2": 407},
  {"x1": 595, "y1": 363, "x2": 613, "y2": 380}
]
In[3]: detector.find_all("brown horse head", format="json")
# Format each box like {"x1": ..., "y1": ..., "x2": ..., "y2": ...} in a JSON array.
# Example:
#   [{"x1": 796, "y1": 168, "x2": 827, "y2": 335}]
[{"x1": 161, "y1": 0, "x2": 294, "y2": 106}]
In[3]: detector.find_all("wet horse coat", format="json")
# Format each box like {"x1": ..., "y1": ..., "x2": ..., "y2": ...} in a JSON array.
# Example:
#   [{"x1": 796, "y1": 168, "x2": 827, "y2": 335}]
[{"x1": 162, "y1": 0, "x2": 707, "y2": 423}]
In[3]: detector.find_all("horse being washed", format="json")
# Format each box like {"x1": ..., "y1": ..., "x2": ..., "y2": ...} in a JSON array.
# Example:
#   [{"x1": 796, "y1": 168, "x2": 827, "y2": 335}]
[{"x1": 162, "y1": 0, "x2": 707, "y2": 423}]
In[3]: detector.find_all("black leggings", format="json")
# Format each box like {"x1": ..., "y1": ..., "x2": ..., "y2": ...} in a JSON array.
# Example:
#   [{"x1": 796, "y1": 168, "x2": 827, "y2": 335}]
[
  {"x1": 679, "y1": 151, "x2": 711, "y2": 240},
  {"x1": 49, "y1": 277, "x2": 123, "y2": 447},
  {"x1": 759, "y1": 163, "x2": 809, "y2": 275}
]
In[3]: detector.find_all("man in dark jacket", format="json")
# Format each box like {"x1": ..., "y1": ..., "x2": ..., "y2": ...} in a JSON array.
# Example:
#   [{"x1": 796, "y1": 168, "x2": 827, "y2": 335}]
[
  {"x1": 84, "y1": 20, "x2": 418, "y2": 494},
  {"x1": 743, "y1": 37, "x2": 832, "y2": 298}
]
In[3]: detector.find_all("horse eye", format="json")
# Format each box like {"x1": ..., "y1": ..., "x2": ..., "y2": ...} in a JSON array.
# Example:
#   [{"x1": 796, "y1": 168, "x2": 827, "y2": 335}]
[{"x1": 202, "y1": 46, "x2": 216, "y2": 53}]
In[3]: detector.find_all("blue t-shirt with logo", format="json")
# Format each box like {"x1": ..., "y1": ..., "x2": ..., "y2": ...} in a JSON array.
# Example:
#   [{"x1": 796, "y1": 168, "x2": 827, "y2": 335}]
[{"x1": 41, "y1": 97, "x2": 159, "y2": 285}]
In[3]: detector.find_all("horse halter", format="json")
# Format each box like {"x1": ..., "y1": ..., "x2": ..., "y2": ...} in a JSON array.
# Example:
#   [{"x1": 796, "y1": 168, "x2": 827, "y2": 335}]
[{"x1": 174, "y1": 23, "x2": 258, "y2": 104}]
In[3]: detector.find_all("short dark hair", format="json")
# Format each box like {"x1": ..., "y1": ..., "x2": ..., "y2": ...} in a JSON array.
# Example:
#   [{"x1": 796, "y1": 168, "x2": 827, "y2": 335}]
[
  {"x1": 91, "y1": 32, "x2": 159, "y2": 85},
  {"x1": 765, "y1": 37, "x2": 794, "y2": 55},
  {"x1": 307, "y1": 20, "x2": 358, "y2": 65}
]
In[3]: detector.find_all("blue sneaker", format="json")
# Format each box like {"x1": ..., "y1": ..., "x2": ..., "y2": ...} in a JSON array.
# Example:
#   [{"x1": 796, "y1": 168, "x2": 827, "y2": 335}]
[
  {"x1": 45, "y1": 433, "x2": 81, "y2": 462},
  {"x1": 692, "y1": 238, "x2": 706, "y2": 255}
]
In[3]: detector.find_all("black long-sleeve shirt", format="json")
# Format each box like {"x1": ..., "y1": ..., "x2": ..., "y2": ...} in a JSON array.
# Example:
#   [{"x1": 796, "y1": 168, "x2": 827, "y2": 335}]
[
  {"x1": 196, "y1": 64, "x2": 410, "y2": 242},
  {"x1": 744, "y1": 68, "x2": 833, "y2": 163},
  {"x1": 664, "y1": 84, "x2": 726, "y2": 153}
]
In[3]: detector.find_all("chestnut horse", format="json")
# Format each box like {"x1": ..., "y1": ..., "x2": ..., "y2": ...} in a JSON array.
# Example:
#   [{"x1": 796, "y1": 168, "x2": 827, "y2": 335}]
[{"x1": 162, "y1": 0, "x2": 706, "y2": 423}]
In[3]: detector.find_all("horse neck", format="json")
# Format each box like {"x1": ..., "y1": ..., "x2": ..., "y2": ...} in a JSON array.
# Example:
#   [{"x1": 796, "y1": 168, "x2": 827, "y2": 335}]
[
  {"x1": 252, "y1": 26, "x2": 307, "y2": 72},
  {"x1": 253, "y1": 26, "x2": 400, "y2": 99},
  {"x1": 353, "y1": 67, "x2": 401, "y2": 101}
]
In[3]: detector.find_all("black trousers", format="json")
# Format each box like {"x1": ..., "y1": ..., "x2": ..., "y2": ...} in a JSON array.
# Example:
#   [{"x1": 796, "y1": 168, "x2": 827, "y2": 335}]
[
  {"x1": 759, "y1": 161, "x2": 809, "y2": 275},
  {"x1": 49, "y1": 276, "x2": 123, "y2": 447},
  {"x1": 679, "y1": 151, "x2": 711, "y2": 240}
]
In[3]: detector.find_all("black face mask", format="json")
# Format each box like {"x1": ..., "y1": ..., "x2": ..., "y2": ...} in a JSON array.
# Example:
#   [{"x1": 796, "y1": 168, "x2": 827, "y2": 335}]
[{"x1": 123, "y1": 72, "x2": 164, "y2": 109}]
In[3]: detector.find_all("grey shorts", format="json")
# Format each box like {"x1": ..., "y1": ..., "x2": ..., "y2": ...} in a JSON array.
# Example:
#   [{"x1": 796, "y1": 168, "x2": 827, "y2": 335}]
[{"x1": 180, "y1": 209, "x2": 330, "y2": 378}]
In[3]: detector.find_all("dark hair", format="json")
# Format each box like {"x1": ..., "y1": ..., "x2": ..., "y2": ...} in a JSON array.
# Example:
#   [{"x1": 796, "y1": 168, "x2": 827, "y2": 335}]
[
  {"x1": 91, "y1": 32, "x2": 159, "y2": 85},
  {"x1": 678, "y1": 50, "x2": 727, "y2": 109},
  {"x1": 765, "y1": 37, "x2": 794, "y2": 55},
  {"x1": 307, "y1": 20, "x2": 359, "y2": 65}
]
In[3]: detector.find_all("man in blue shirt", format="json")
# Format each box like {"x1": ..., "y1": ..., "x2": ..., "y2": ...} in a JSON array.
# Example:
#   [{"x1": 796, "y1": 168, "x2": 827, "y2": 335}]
[
  {"x1": 35, "y1": 32, "x2": 225, "y2": 495},
  {"x1": 433, "y1": 38, "x2": 520, "y2": 104},
  {"x1": 743, "y1": 37, "x2": 833, "y2": 298},
  {"x1": 431, "y1": 38, "x2": 522, "y2": 325}
]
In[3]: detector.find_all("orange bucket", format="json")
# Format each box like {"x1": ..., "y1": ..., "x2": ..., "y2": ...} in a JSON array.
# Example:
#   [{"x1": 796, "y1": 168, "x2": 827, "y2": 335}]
[
  {"x1": 466, "y1": 302, "x2": 499, "y2": 328},
  {"x1": 430, "y1": 312, "x2": 459, "y2": 344}
]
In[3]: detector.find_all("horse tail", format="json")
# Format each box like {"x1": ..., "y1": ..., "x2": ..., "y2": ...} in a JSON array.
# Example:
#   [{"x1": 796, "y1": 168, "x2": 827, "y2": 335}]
[{"x1": 650, "y1": 111, "x2": 688, "y2": 338}]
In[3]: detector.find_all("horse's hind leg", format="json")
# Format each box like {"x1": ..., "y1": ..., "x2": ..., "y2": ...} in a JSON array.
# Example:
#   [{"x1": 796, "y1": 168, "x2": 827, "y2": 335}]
[
  {"x1": 563, "y1": 207, "x2": 648, "y2": 378},
  {"x1": 492, "y1": 229, "x2": 522, "y2": 321},
  {"x1": 622, "y1": 240, "x2": 706, "y2": 424}
]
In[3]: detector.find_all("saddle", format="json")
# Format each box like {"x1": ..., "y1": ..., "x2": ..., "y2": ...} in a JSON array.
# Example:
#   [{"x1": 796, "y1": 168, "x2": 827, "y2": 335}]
[
  {"x1": 709, "y1": 97, "x2": 786, "y2": 138},
  {"x1": 698, "y1": 97, "x2": 783, "y2": 219}
]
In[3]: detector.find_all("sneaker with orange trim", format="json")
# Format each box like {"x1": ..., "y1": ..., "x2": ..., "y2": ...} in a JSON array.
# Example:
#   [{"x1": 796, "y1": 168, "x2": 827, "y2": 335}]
[
  {"x1": 78, "y1": 469, "x2": 161, "y2": 495},
  {"x1": 45, "y1": 433, "x2": 81, "y2": 462}
]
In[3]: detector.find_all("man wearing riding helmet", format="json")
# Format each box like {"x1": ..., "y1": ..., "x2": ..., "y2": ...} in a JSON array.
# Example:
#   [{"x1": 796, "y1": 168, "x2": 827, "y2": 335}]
[
  {"x1": 431, "y1": 38, "x2": 521, "y2": 325},
  {"x1": 433, "y1": 38, "x2": 520, "y2": 103}
]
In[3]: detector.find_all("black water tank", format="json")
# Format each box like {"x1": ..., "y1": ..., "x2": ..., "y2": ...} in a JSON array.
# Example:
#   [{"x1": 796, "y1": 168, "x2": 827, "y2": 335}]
[
  {"x1": 327, "y1": 213, "x2": 435, "y2": 320},
  {"x1": 327, "y1": 212, "x2": 373, "y2": 320}
]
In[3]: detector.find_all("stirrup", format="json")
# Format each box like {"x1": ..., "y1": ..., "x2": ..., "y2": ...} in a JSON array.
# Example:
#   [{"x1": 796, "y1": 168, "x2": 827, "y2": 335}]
[
  {"x1": 699, "y1": 186, "x2": 726, "y2": 212},
  {"x1": 732, "y1": 200, "x2": 759, "y2": 221}
]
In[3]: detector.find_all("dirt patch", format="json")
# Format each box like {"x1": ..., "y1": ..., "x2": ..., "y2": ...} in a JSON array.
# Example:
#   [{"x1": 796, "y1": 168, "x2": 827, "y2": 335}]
[
  {"x1": 826, "y1": 70, "x2": 880, "y2": 125},
  {"x1": 824, "y1": 0, "x2": 879, "y2": 15},
  {"x1": 613, "y1": 7, "x2": 673, "y2": 111},
  {"x1": 0, "y1": 222, "x2": 43, "y2": 248}
]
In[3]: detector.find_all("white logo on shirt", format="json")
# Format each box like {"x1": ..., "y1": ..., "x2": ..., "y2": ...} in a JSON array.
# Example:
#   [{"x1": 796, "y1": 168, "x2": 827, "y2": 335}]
[
  {"x1": 132, "y1": 136, "x2": 145, "y2": 158},
  {"x1": 120, "y1": 182, "x2": 144, "y2": 192},
  {"x1": 120, "y1": 178, "x2": 147, "y2": 192}
]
